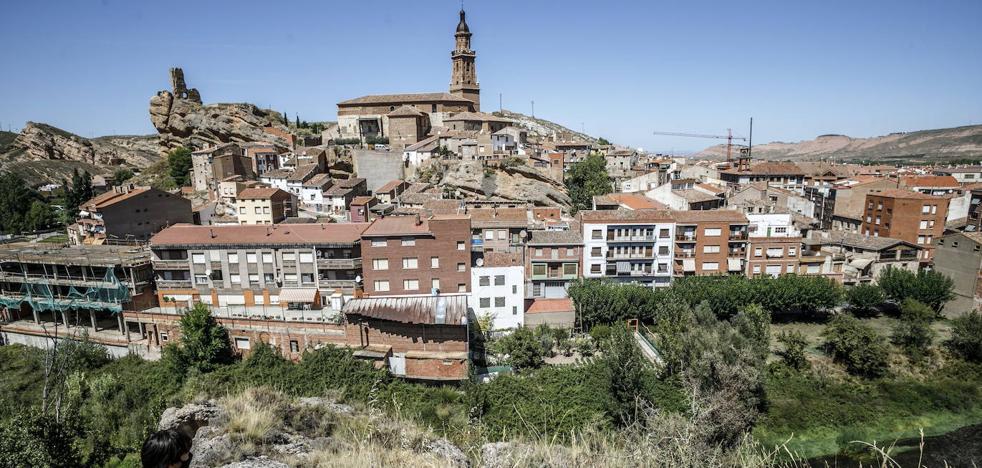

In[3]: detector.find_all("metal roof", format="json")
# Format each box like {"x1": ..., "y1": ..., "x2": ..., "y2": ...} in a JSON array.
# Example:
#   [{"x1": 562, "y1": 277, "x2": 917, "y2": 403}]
[{"x1": 343, "y1": 294, "x2": 468, "y2": 325}]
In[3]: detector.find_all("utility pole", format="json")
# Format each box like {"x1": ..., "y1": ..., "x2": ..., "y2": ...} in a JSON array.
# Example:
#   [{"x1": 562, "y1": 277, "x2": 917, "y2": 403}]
[
  {"x1": 531, "y1": 100, "x2": 534, "y2": 118},
  {"x1": 499, "y1": 93, "x2": 502, "y2": 113}
]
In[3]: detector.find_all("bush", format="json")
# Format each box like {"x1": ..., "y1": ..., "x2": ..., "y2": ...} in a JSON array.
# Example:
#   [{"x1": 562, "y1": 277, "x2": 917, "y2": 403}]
[
  {"x1": 846, "y1": 284, "x2": 886, "y2": 317},
  {"x1": 947, "y1": 310, "x2": 982, "y2": 362},
  {"x1": 588, "y1": 324, "x2": 612, "y2": 348},
  {"x1": 822, "y1": 314, "x2": 890, "y2": 378},
  {"x1": 169, "y1": 303, "x2": 234, "y2": 373},
  {"x1": 776, "y1": 330, "x2": 810, "y2": 371},
  {"x1": 492, "y1": 327, "x2": 545, "y2": 371},
  {"x1": 891, "y1": 299, "x2": 936, "y2": 361}
]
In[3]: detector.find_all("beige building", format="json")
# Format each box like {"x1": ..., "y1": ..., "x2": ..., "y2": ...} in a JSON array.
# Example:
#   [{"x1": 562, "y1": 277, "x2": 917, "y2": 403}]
[{"x1": 236, "y1": 187, "x2": 296, "y2": 224}]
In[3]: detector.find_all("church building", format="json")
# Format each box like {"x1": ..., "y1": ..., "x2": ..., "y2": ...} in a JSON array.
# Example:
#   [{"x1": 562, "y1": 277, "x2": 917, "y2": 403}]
[{"x1": 336, "y1": 9, "x2": 483, "y2": 148}]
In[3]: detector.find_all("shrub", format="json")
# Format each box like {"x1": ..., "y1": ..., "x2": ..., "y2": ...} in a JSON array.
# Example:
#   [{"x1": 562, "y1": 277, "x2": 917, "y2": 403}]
[
  {"x1": 846, "y1": 283, "x2": 886, "y2": 317},
  {"x1": 822, "y1": 314, "x2": 890, "y2": 378},
  {"x1": 891, "y1": 299, "x2": 936, "y2": 361},
  {"x1": 589, "y1": 324, "x2": 612, "y2": 347},
  {"x1": 171, "y1": 303, "x2": 234, "y2": 373},
  {"x1": 605, "y1": 325, "x2": 649, "y2": 426},
  {"x1": 947, "y1": 310, "x2": 982, "y2": 362},
  {"x1": 492, "y1": 327, "x2": 545, "y2": 371},
  {"x1": 776, "y1": 330, "x2": 810, "y2": 371}
]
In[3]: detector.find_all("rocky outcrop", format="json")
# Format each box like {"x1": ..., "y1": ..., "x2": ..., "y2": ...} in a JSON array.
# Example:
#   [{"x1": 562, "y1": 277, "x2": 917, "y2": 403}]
[
  {"x1": 150, "y1": 68, "x2": 292, "y2": 153},
  {"x1": 158, "y1": 400, "x2": 229, "y2": 438},
  {"x1": 439, "y1": 160, "x2": 571, "y2": 207},
  {"x1": 0, "y1": 122, "x2": 161, "y2": 183}
]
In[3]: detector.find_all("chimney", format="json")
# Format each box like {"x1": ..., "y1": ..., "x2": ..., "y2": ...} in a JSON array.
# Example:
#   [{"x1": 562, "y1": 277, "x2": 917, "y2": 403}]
[
  {"x1": 209, "y1": 228, "x2": 216, "y2": 239},
  {"x1": 415, "y1": 213, "x2": 422, "y2": 226}
]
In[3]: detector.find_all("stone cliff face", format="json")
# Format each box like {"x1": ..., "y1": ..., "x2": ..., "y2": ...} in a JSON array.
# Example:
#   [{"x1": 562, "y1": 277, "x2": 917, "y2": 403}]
[
  {"x1": 438, "y1": 160, "x2": 571, "y2": 207},
  {"x1": 150, "y1": 68, "x2": 292, "y2": 153},
  {"x1": 1, "y1": 122, "x2": 159, "y2": 168}
]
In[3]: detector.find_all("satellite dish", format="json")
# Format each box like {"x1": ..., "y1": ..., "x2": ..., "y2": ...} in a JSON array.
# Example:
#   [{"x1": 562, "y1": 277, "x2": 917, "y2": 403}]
[
  {"x1": 475, "y1": 258, "x2": 484, "y2": 267},
  {"x1": 355, "y1": 275, "x2": 362, "y2": 283},
  {"x1": 519, "y1": 230, "x2": 528, "y2": 240},
  {"x1": 205, "y1": 269, "x2": 212, "y2": 276}
]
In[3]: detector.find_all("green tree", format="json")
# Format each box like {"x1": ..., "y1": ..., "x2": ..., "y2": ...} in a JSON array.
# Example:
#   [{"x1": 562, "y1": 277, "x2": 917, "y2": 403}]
[
  {"x1": 171, "y1": 303, "x2": 233, "y2": 373},
  {"x1": 0, "y1": 173, "x2": 39, "y2": 233},
  {"x1": 846, "y1": 283, "x2": 886, "y2": 317},
  {"x1": 0, "y1": 411, "x2": 83, "y2": 467},
  {"x1": 166, "y1": 147, "x2": 193, "y2": 187},
  {"x1": 24, "y1": 201, "x2": 56, "y2": 232},
  {"x1": 564, "y1": 153, "x2": 611, "y2": 213},
  {"x1": 282, "y1": 111, "x2": 288, "y2": 125},
  {"x1": 61, "y1": 169, "x2": 93, "y2": 224},
  {"x1": 878, "y1": 266, "x2": 954, "y2": 313},
  {"x1": 493, "y1": 327, "x2": 545, "y2": 371},
  {"x1": 112, "y1": 168, "x2": 134, "y2": 183},
  {"x1": 947, "y1": 310, "x2": 982, "y2": 362},
  {"x1": 597, "y1": 137, "x2": 611, "y2": 146},
  {"x1": 822, "y1": 314, "x2": 889, "y2": 378},
  {"x1": 776, "y1": 330, "x2": 810, "y2": 370},
  {"x1": 604, "y1": 324, "x2": 648, "y2": 426},
  {"x1": 732, "y1": 303, "x2": 770, "y2": 360},
  {"x1": 891, "y1": 299, "x2": 936, "y2": 361},
  {"x1": 295, "y1": 114, "x2": 300, "y2": 127}
]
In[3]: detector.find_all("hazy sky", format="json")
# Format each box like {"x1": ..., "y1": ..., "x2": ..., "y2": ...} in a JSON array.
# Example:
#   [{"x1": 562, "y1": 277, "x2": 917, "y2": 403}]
[{"x1": 1, "y1": 0, "x2": 980, "y2": 152}]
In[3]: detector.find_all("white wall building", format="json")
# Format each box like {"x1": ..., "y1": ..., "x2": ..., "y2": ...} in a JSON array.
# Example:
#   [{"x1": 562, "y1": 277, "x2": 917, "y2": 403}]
[
  {"x1": 746, "y1": 213, "x2": 799, "y2": 238},
  {"x1": 580, "y1": 210, "x2": 675, "y2": 288},
  {"x1": 469, "y1": 253, "x2": 525, "y2": 330}
]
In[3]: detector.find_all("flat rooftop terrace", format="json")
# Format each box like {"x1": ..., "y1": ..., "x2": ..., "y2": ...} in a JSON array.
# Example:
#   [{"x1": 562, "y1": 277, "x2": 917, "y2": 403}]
[{"x1": 0, "y1": 242, "x2": 151, "y2": 268}]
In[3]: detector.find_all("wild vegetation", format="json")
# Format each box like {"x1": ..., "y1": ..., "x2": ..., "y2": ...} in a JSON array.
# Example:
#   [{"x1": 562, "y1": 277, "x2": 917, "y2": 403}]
[
  {"x1": 564, "y1": 153, "x2": 611, "y2": 214},
  {"x1": 1, "y1": 272, "x2": 980, "y2": 466}
]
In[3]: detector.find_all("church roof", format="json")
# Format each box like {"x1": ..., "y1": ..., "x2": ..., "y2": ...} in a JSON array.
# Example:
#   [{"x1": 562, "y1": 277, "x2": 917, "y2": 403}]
[
  {"x1": 387, "y1": 105, "x2": 426, "y2": 117},
  {"x1": 456, "y1": 9, "x2": 470, "y2": 33},
  {"x1": 444, "y1": 111, "x2": 513, "y2": 123},
  {"x1": 338, "y1": 92, "x2": 474, "y2": 106}
]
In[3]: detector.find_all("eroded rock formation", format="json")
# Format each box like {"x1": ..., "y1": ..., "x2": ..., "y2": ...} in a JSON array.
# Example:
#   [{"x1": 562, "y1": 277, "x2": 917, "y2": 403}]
[{"x1": 438, "y1": 160, "x2": 571, "y2": 207}]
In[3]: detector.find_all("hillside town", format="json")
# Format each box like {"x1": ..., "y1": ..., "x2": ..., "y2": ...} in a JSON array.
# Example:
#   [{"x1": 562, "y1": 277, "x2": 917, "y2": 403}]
[
  {"x1": 4, "y1": 3, "x2": 982, "y2": 466},
  {"x1": 1, "y1": 8, "x2": 982, "y2": 384}
]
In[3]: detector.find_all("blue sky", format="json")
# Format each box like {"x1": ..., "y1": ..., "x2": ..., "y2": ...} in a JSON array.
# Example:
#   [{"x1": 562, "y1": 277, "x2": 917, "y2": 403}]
[{"x1": 1, "y1": 0, "x2": 980, "y2": 153}]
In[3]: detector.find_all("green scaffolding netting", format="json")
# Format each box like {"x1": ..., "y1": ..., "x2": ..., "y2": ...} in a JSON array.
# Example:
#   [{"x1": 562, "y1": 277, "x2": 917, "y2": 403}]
[{"x1": 0, "y1": 267, "x2": 130, "y2": 314}]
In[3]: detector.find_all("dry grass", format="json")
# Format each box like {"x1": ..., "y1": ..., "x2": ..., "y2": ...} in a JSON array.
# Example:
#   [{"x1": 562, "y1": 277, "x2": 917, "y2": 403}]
[{"x1": 221, "y1": 387, "x2": 287, "y2": 442}]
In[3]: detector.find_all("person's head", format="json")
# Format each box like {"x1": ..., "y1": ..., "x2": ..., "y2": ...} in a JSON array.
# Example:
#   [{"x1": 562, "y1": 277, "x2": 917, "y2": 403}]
[{"x1": 141, "y1": 429, "x2": 192, "y2": 468}]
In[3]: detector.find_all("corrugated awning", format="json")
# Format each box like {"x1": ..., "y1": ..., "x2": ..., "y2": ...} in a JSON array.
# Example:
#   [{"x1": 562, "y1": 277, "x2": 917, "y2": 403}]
[
  {"x1": 616, "y1": 261, "x2": 631, "y2": 273},
  {"x1": 343, "y1": 294, "x2": 469, "y2": 325},
  {"x1": 278, "y1": 288, "x2": 317, "y2": 303},
  {"x1": 727, "y1": 258, "x2": 743, "y2": 271},
  {"x1": 849, "y1": 258, "x2": 874, "y2": 270},
  {"x1": 683, "y1": 258, "x2": 696, "y2": 272}
]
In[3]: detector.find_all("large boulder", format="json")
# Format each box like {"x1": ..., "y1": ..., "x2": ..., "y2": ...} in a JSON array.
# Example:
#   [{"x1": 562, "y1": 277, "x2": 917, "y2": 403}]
[
  {"x1": 439, "y1": 160, "x2": 571, "y2": 207},
  {"x1": 158, "y1": 400, "x2": 229, "y2": 438}
]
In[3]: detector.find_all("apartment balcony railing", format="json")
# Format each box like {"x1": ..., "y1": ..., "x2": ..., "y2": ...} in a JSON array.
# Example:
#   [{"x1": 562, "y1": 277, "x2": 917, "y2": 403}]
[
  {"x1": 729, "y1": 232, "x2": 749, "y2": 240},
  {"x1": 156, "y1": 279, "x2": 192, "y2": 289},
  {"x1": 607, "y1": 252, "x2": 655, "y2": 260},
  {"x1": 675, "y1": 233, "x2": 697, "y2": 241},
  {"x1": 318, "y1": 279, "x2": 357, "y2": 290},
  {"x1": 531, "y1": 272, "x2": 578, "y2": 280},
  {"x1": 316, "y1": 258, "x2": 362, "y2": 270},
  {"x1": 676, "y1": 251, "x2": 696, "y2": 258},
  {"x1": 607, "y1": 234, "x2": 656, "y2": 243},
  {"x1": 0, "y1": 271, "x2": 127, "y2": 288},
  {"x1": 153, "y1": 259, "x2": 189, "y2": 270}
]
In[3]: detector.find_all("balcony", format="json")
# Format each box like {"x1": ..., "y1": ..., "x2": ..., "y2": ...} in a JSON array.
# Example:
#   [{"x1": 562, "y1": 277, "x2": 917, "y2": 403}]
[
  {"x1": 729, "y1": 231, "x2": 749, "y2": 240},
  {"x1": 675, "y1": 233, "x2": 697, "y2": 242},
  {"x1": 675, "y1": 250, "x2": 696, "y2": 258},
  {"x1": 316, "y1": 258, "x2": 362, "y2": 270},
  {"x1": 153, "y1": 259, "x2": 189, "y2": 270},
  {"x1": 607, "y1": 251, "x2": 655, "y2": 260},
  {"x1": 531, "y1": 272, "x2": 578, "y2": 281},
  {"x1": 607, "y1": 234, "x2": 655, "y2": 243},
  {"x1": 156, "y1": 279, "x2": 192, "y2": 289},
  {"x1": 318, "y1": 279, "x2": 357, "y2": 290}
]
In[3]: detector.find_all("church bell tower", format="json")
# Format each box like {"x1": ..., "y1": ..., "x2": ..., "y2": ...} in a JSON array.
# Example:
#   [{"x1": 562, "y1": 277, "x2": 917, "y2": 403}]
[{"x1": 449, "y1": 9, "x2": 480, "y2": 111}]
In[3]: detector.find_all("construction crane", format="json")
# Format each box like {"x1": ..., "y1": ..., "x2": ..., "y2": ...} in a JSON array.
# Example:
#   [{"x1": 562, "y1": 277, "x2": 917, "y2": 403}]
[{"x1": 651, "y1": 129, "x2": 747, "y2": 164}]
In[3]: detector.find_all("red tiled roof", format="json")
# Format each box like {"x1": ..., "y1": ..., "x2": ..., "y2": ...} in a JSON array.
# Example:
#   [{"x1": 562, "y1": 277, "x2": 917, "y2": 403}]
[
  {"x1": 150, "y1": 223, "x2": 368, "y2": 246},
  {"x1": 900, "y1": 175, "x2": 960, "y2": 188},
  {"x1": 377, "y1": 179, "x2": 406, "y2": 193},
  {"x1": 671, "y1": 209, "x2": 749, "y2": 223},
  {"x1": 525, "y1": 298, "x2": 574, "y2": 314},
  {"x1": 362, "y1": 214, "x2": 469, "y2": 237},
  {"x1": 238, "y1": 187, "x2": 290, "y2": 200},
  {"x1": 867, "y1": 188, "x2": 946, "y2": 200},
  {"x1": 82, "y1": 187, "x2": 154, "y2": 209},
  {"x1": 604, "y1": 193, "x2": 667, "y2": 210},
  {"x1": 578, "y1": 209, "x2": 674, "y2": 223}
]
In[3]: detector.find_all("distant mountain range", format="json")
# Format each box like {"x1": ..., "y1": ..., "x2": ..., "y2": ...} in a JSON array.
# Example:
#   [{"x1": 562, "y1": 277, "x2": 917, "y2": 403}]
[{"x1": 693, "y1": 125, "x2": 982, "y2": 164}]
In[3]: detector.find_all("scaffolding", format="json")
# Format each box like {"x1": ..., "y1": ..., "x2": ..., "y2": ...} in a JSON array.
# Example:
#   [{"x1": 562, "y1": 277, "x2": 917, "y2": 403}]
[{"x1": 0, "y1": 267, "x2": 131, "y2": 314}]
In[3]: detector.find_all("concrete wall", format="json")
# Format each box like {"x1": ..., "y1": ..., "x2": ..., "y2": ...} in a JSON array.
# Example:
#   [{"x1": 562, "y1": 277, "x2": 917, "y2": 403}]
[
  {"x1": 934, "y1": 233, "x2": 982, "y2": 316},
  {"x1": 353, "y1": 150, "x2": 406, "y2": 192}
]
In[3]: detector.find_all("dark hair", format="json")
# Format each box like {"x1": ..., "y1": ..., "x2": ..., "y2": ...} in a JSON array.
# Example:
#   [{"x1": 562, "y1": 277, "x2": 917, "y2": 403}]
[{"x1": 141, "y1": 429, "x2": 192, "y2": 468}]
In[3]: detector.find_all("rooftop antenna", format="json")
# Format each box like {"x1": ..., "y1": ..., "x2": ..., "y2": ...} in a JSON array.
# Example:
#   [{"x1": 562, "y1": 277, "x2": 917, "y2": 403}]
[
  {"x1": 531, "y1": 100, "x2": 535, "y2": 118},
  {"x1": 499, "y1": 93, "x2": 502, "y2": 113}
]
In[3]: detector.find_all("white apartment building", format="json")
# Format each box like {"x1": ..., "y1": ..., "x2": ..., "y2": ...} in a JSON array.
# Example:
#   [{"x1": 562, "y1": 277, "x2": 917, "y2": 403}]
[
  {"x1": 579, "y1": 210, "x2": 676, "y2": 288},
  {"x1": 469, "y1": 252, "x2": 525, "y2": 330}
]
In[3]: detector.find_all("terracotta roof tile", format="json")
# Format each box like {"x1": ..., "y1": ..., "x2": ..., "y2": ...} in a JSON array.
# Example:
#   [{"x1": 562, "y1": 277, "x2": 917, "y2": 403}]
[
  {"x1": 525, "y1": 298, "x2": 574, "y2": 314},
  {"x1": 150, "y1": 223, "x2": 367, "y2": 247}
]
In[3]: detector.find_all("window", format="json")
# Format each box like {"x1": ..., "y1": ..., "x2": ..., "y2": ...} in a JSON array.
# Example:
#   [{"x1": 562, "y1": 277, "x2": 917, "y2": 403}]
[
  {"x1": 754, "y1": 247, "x2": 763, "y2": 257},
  {"x1": 567, "y1": 248, "x2": 575, "y2": 256},
  {"x1": 532, "y1": 283, "x2": 543, "y2": 297},
  {"x1": 494, "y1": 275, "x2": 505, "y2": 286},
  {"x1": 284, "y1": 273, "x2": 297, "y2": 283},
  {"x1": 234, "y1": 338, "x2": 251, "y2": 350},
  {"x1": 563, "y1": 263, "x2": 578, "y2": 276},
  {"x1": 532, "y1": 264, "x2": 546, "y2": 276},
  {"x1": 264, "y1": 273, "x2": 274, "y2": 283},
  {"x1": 513, "y1": 306, "x2": 518, "y2": 315},
  {"x1": 402, "y1": 257, "x2": 418, "y2": 269},
  {"x1": 922, "y1": 205, "x2": 931, "y2": 214},
  {"x1": 230, "y1": 274, "x2": 241, "y2": 284},
  {"x1": 248, "y1": 273, "x2": 259, "y2": 284},
  {"x1": 592, "y1": 229, "x2": 602, "y2": 239},
  {"x1": 299, "y1": 253, "x2": 314, "y2": 263},
  {"x1": 591, "y1": 247, "x2": 602, "y2": 257},
  {"x1": 788, "y1": 247, "x2": 797, "y2": 257},
  {"x1": 535, "y1": 248, "x2": 543, "y2": 257},
  {"x1": 247, "y1": 252, "x2": 258, "y2": 263},
  {"x1": 195, "y1": 274, "x2": 210, "y2": 284},
  {"x1": 917, "y1": 236, "x2": 926, "y2": 245},
  {"x1": 458, "y1": 283, "x2": 466, "y2": 292},
  {"x1": 479, "y1": 276, "x2": 490, "y2": 286},
  {"x1": 372, "y1": 259, "x2": 389, "y2": 270},
  {"x1": 263, "y1": 207, "x2": 270, "y2": 214},
  {"x1": 753, "y1": 264, "x2": 761, "y2": 274},
  {"x1": 262, "y1": 252, "x2": 273, "y2": 263},
  {"x1": 228, "y1": 253, "x2": 239, "y2": 263},
  {"x1": 931, "y1": 205, "x2": 937, "y2": 214},
  {"x1": 702, "y1": 262, "x2": 719, "y2": 271},
  {"x1": 282, "y1": 252, "x2": 296, "y2": 261},
  {"x1": 703, "y1": 245, "x2": 720, "y2": 254},
  {"x1": 590, "y1": 264, "x2": 602, "y2": 274},
  {"x1": 192, "y1": 253, "x2": 206, "y2": 264},
  {"x1": 239, "y1": 207, "x2": 245, "y2": 214},
  {"x1": 160, "y1": 332, "x2": 169, "y2": 342},
  {"x1": 431, "y1": 278, "x2": 440, "y2": 290},
  {"x1": 919, "y1": 220, "x2": 929, "y2": 229},
  {"x1": 775, "y1": 227, "x2": 788, "y2": 234},
  {"x1": 484, "y1": 230, "x2": 494, "y2": 240},
  {"x1": 301, "y1": 273, "x2": 314, "y2": 284},
  {"x1": 657, "y1": 263, "x2": 668, "y2": 273},
  {"x1": 658, "y1": 245, "x2": 669, "y2": 255},
  {"x1": 401, "y1": 237, "x2": 416, "y2": 246},
  {"x1": 875, "y1": 217, "x2": 881, "y2": 225},
  {"x1": 479, "y1": 297, "x2": 491, "y2": 308},
  {"x1": 457, "y1": 263, "x2": 466, "y2": 272},
  {"x1": 498, "y1": 230, "x2": 507, "y2": 240},
  {"x1": 372, "y1": 239, "x2": 387, "y2": 247},
  {"x1": 457, "y1": 241, "x2": 465, "y2": 250},
  {"x1": 431, "y1": 257, "x2": 439, "y2": 268},
  {"x1": 290, "y1": 340, "x2": 299, "y2": 353},
  {"x1": 704, "y1": 228, "x2": 722, "y2": 237},
  {"x1": 373, "y1": 280, "x2": 390, "y2": 292},
  {"x1": 403, "y1": 279, "x2": 419, "y2": 290},
  {"x1": 787, "y1": 264, "x2": 795, "y2": 273},
  {"x1": 659, "y1": 229, "x2": 669, "y2": 238},
  {"x1": 512, "y1": 285, "x2": 518, "y2": 294},
  {"x1": 495, "y1": 297, "x2": 505, "y2": 307}
]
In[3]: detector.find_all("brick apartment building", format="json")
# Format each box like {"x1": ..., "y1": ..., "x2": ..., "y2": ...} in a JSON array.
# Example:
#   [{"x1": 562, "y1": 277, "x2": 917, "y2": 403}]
[
  {"x1": 236, "y1": 187, "x2": 297, "y2": 224},
  {"x1": 861, "y1": 189, "x2": 949, "y2": 262},
  {"x1": 69, "y1": 185, "x2": 193, "y2": 245},
  {"x1": 579, "y1": 209, "x2": 675, "y2": 287},
  {"x1": 746, "y1": 213, "x2": 802, "y2": 277},
  {"x1": 469, "y1": 207, "x2": 529, "y2": 253},
  {"x1": 360, "y1": 214, "x2": 472, "y2": 296},
  {"x1": 527, "y1": 229, "x2": 583, "y2": 298},
  {"x1": 673, "y1": 210, "x2": 750, "y2": 277}
]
